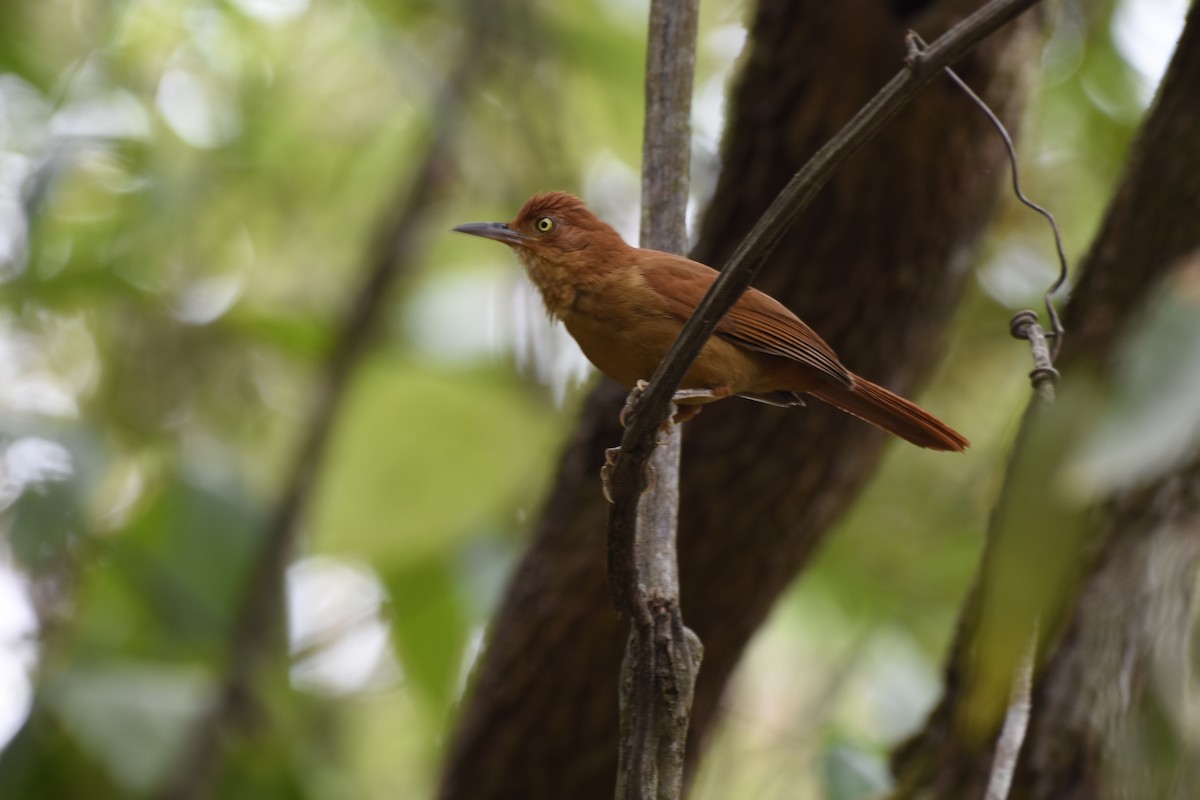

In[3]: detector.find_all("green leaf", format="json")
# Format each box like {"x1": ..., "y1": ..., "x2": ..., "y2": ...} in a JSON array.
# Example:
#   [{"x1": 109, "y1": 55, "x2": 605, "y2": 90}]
[
  {"x1": 74, "y1": 472, "x2": 264, "y2": 661},
  {"x1": 43, "y1": 662, "x2": 211, "y2": 795},
  {"x1": 821, "y1": 739, "x2": 891, "y2": 800},
  {"x1": 382, "y1": 554, "x2": 468, "y2": 721},
  {"x1": 310, "y1": 355, "x2": 559, "y2": 567}
]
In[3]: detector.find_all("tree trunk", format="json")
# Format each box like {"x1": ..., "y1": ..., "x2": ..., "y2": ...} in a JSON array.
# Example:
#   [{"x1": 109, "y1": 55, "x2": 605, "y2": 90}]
[
  {"x1": 439, "y1": 2, "x2": 1046, "y2": 798},
  {"x1": 891, "y1": 4, "x2": 1200, "y2": 797}
]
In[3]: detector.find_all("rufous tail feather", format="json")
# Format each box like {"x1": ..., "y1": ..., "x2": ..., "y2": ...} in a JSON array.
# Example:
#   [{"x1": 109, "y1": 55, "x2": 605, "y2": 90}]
[{"x1": 809, "y1": 376, "x2": 969, "y2": 452}]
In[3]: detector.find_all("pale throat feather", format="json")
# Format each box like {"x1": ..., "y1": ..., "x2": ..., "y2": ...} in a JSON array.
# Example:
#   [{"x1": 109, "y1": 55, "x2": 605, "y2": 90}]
[{"x1": 517, "y1": 249, "x2": 577, "y2": 320}]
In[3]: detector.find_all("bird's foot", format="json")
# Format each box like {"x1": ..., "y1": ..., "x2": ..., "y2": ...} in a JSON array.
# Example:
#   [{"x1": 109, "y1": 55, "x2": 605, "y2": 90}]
[
  {"x1": 601, "y1": 446, "x2": 620, "y2": 503},
  {"x1": 622, "y1": 382, "x2": 726, "y2": 429},
  {"x1": 618, "y1": 380, "x2": 651, "y2": 429},
  {"x1": 669, "y1": 386, "x2": 728, "y2": 425},
  {"x1": 601, "y1": 446, "x2": 661, "y2": 501},
  {"x1": 671, "y1": 388, "x2": 723, "y2": 402}
]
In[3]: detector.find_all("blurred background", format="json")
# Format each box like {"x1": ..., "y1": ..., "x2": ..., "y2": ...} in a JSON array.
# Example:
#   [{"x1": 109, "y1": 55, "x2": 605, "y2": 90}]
[{"x1": 0, "y1": 0, "x2": 1189, "y2": 797}]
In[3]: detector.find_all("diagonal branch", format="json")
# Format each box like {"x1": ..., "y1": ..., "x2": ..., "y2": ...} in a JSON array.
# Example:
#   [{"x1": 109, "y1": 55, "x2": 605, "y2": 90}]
[{"x1": 605, "y1": 0, "x2": 1045, "y2": 616}]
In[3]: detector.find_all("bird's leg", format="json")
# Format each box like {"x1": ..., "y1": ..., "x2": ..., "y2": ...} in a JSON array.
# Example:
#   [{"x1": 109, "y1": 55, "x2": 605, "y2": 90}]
[
  {"x1": 621, "y1": 382, "x2": 730, "y2": 428},
  {"x1": 670, "y1": 386, "x2": 730, "y2": 425},
  {"x1": 607, "y1": 383, "x2": 733, "y2": 499},
  {"x1": 670, "y1": 388, "x2": 726, "y2": 402},
  {"x1": 607, "y1": 381, "x2": 662, "y2": 503}
]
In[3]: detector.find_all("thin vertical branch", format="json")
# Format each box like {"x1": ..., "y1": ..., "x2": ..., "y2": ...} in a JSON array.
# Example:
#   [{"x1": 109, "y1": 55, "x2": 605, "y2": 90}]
[
  {"x1": 922, "y1": 50, "x2": 1069, "y2": 798},
  {"x1": 612, "y1": 0, "x2": 702, "y2": 797},
  {"x1": 984, "y1": 630, "x2": 1036, "y2": 800}
]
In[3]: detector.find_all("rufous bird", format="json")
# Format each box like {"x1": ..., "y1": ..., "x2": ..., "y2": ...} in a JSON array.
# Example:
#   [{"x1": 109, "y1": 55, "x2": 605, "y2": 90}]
[{"x1": 453, "y1": 192, "x2": 968, "y2": 452}]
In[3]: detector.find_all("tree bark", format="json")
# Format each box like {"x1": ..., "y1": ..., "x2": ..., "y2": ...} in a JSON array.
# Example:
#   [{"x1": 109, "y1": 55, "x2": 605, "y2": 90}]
[
  {"x1": 892, "y1": 4, "x2": 1200, "y2": 797},
  {"x1": 439, "y1": 2, "x2": 1046, "y2": 798},
  {"x1": 614, "y1": 0, "x2": 702, "y2": 796}
]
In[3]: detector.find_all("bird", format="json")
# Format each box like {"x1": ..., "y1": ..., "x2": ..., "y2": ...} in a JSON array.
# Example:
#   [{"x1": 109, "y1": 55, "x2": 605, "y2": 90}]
[{"x1": 453, "y1": 191, "x2": 968, "y2": 452}]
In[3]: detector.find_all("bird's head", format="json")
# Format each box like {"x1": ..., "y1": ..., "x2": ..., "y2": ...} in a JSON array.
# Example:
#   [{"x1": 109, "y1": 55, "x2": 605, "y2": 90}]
[
  {"x1": 453, "y1": 191, "x2": 627, "y2": 275},
  {"x1": 453, "y1": 192, "x2": 631, "y2": 317}
]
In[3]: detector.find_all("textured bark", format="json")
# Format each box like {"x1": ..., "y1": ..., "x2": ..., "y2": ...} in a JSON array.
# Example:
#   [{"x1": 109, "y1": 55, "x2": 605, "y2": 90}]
[
  {"x1": 615, "y1": 0, "x2": 702, "y2": 796},
  {"x1": 891, "y1": 4, "x2": 1200, "y2": 797},
  {"x1": 438, "y1": 2, "x2": 1045, "y2": 798}
]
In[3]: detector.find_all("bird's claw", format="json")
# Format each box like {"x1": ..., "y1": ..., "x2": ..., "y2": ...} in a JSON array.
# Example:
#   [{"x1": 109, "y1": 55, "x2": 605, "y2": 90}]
[
  {"x1": 619, "y1": 380, "x2": 651, "y2": 429},
  {"x1": 601, "y1": 445, "x2": 660, "y2": 501},
  {"x1": 653, "y1": 415, "x2": 675, "y2": 446},
  {"x1": 601, "y1": 446, "x2": 620, "y2": 503}
]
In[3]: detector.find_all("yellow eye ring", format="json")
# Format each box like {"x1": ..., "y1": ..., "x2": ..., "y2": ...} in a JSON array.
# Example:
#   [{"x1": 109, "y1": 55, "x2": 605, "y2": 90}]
[{"x1": 536, "y1": 217, "x2": 555, "y2": 233}]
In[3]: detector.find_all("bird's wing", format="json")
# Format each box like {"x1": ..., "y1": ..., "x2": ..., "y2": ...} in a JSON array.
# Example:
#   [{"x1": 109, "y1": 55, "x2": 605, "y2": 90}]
[{"x1": 638, "y1": 252, "x2": 853, "y2": 388}]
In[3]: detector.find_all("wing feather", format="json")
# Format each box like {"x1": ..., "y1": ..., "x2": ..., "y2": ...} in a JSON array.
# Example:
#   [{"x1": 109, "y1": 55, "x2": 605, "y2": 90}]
[{"x1": 638, "y1": 252, "x2": 852, "y2": 388}]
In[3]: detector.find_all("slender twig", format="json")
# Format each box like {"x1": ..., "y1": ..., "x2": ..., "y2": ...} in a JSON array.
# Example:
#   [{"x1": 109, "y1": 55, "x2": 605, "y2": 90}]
[
  {"x1": 917, "y1": 26, "x2": 1067, "y2": 399},
  {"x1": 156, "y1": 8, "x2": 498, "y2": 797},
  {"x1": 612, "y1": 0, "x2": 702, "y2": 797},
  {"x1": 984, "y1": 627, "x2": 1037, "y2": 800},
  {"x1": 1010, "y1": 310, "x2": 1059, "y2": 401},
  {"x1": 604, "y1": 0, "x2": 1046, "y2": 615},
  {"x1": 908, "y1": 32, "x2": 1069, "y2": 359},
  {"x1": 926, "y1": 62, "x2": 1059, "y2": 791},
  {"x1": 917, "y1": 50, "x2": 1069, "y2": 798}
]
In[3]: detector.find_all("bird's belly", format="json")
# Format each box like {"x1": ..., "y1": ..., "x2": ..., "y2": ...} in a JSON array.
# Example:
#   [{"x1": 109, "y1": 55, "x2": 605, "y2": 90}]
[{"x1": 563, "y1": 311, "x2": 762, "y2": 401}]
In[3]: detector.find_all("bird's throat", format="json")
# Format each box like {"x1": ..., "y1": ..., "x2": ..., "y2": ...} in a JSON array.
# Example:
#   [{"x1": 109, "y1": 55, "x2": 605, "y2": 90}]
[{"x1": 517, "y1": 250, "x2": 578, "y2": 320}]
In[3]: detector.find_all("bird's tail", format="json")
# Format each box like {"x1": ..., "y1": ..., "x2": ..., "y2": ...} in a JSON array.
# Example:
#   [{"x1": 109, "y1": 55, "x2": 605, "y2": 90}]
[{"x1": 809, "y1": 375, "x2": 969, "y2": 452}]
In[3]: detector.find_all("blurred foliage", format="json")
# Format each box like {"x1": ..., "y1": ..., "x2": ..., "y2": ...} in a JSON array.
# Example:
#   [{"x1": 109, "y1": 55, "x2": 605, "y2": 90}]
[{"x1": 0, "y1": 0, "x2": 1188, "y2": 797}]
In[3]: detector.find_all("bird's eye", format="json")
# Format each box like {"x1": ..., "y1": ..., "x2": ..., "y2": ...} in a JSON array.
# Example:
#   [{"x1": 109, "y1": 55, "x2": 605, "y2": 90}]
[{"x1": 535, "y1": 216, "x2": 555, "y2": 233}]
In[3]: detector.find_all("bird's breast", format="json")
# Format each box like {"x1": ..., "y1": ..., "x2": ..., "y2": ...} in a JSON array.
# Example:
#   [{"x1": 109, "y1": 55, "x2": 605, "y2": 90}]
[{"x1": 563, "y1": 289, "x2": 675, "y2": 389}]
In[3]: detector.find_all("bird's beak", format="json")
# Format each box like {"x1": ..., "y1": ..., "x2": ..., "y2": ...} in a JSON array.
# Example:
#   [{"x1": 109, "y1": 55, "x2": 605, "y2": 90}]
[{"x1": 452, "y1": 221, "x2": 529, "y2": 247}]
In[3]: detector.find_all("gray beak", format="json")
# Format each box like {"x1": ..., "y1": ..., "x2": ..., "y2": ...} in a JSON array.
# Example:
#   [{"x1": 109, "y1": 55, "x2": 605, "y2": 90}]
[{"x1": 452, "y1": 221, "x2": 529, "y2": 246}]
